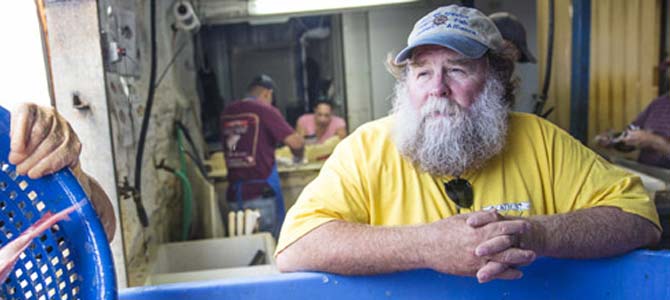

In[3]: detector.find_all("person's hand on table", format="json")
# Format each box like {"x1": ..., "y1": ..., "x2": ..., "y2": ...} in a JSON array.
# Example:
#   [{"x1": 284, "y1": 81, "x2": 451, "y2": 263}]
[
  {"x1": 618, "y1": 129, "x2": 658, "y2": 148},
  {"x1": 594, "y1": 130, "x2": 615, "y2": 147}
]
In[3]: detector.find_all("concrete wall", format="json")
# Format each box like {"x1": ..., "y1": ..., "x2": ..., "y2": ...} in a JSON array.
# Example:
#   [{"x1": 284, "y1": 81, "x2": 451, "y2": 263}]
[{"x1": 99, "y1": 0, "x2": 206, "y2": 287}]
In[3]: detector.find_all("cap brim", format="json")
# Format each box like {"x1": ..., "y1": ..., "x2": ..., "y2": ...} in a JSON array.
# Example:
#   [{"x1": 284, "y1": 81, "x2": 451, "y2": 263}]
[
  {"x1": 394, "y1": 34, "x2": 489, "y2": 64},
  {"x1": 519, "y1": 46, "x2": 537, "y2": 63}
]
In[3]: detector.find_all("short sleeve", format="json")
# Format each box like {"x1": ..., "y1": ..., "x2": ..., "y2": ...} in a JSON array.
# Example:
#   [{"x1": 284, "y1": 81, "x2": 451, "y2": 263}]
[
  {"x1": 549, "y1": 123, "x2": 660, "y2": 228},
  {"x1": 332, "y1": 116, "x2": 347, "y2": 130},
  {"x1": 276, "y1": 134, "x2": 370, "y2": 254},
  {"x1": 264, "y1": 106, "x2": 295, "y2": 144},
  {"x1": 297, "y1": 115, "x2": 309, "y2": 129}
]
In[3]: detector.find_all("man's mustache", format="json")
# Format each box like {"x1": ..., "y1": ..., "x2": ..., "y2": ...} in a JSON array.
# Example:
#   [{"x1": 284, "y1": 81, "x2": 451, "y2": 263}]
[{"x1": 420, "y1": 97, "x2": 464, "y2": 119}]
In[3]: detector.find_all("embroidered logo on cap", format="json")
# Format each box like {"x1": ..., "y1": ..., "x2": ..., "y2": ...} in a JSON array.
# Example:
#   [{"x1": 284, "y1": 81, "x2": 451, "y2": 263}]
[{"x1": 433, "y1": 14, "x2": 448, "y2": 25}]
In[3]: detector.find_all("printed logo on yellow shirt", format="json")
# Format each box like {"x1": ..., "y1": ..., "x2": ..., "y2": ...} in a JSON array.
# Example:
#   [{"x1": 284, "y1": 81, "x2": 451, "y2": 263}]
[{"x1": 483, "y1": 201, "x2": 531, "y2": 212}]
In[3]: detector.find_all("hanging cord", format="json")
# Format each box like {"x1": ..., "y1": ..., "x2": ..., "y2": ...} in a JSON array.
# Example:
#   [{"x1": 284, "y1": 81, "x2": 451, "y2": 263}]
[
  {"x1": 131, "y1": 0, "x2": 157, "y2": 227},
  {"x1": 175, "y1": 121, "x2": 210, "y2": 179},
  {"x1": 154, "y1": 39, "x2": 188, "y2": 90}
]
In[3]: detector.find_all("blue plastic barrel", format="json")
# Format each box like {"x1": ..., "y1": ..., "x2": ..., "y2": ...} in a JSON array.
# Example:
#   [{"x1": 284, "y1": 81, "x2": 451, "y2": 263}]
[{"x1": 0, "y1": 105, "x2": 116, "y2": 300}]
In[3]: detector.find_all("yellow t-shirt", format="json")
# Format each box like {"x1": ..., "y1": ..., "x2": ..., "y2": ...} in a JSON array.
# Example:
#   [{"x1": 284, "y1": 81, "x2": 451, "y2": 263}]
[{"x1": 276, "y1": 112, "x2": 661, "y2": 253}]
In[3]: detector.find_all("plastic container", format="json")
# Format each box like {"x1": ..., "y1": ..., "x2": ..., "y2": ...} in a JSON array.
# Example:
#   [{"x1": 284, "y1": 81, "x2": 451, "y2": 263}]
[
  {"x1": 121, "y1": 250, "x2": 670, "y2": 299},
  {"x1": 0, "y1": 105, "x2": 115, "y2": 300},
  {"x1": 145, "y1": 233, "x2": 276, "y2": 285}
]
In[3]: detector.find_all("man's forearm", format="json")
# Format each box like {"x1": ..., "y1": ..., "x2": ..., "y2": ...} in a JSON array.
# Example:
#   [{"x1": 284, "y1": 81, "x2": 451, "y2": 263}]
[
  {"x1": 650, "y1": 135, "x2": 670, "y2": 155},
  {"x1": 527, "y1": 206, "x2": 660, "y2": 258},
  {"x1": 276, "y1": 220, "x2": 429, "y2": 275},
  {"x1": 284, "y1": 133, "x2": 305, "y2": 159}
]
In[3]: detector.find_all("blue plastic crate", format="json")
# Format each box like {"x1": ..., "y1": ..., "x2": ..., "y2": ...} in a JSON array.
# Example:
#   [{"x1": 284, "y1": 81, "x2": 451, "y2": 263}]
[{"x1": 0, "y1": 105, "x2": 115, "y2": 300}]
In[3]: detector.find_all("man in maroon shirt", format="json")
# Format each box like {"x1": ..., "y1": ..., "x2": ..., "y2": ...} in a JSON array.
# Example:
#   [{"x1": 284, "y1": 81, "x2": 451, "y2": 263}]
[{"x1": 220, "y1": 74, "x2": 304, "y2": 236}]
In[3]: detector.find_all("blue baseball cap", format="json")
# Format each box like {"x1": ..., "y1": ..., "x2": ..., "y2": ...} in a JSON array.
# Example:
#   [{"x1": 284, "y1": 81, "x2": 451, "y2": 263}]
[{"x1": 394, "y1": 5, "x2": 504, "y2": 64}]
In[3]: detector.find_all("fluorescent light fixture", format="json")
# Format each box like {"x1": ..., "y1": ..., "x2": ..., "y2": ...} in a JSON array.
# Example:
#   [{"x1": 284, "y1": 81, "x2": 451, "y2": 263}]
[{"x1": 249, "y1": 0, "x2": 419, "y2": 16}]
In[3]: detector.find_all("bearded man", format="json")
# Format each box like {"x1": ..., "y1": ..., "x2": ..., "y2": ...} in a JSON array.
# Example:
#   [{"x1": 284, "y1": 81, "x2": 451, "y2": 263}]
[{"x1": 274, "y1": 5, "x2": 661, "y2": 283}]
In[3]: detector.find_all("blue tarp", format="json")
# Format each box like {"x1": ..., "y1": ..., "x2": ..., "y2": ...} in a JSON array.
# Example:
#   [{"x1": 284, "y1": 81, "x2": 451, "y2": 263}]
[{"x1": 120, "y1": 249, "x2": 670, "y2": 299}]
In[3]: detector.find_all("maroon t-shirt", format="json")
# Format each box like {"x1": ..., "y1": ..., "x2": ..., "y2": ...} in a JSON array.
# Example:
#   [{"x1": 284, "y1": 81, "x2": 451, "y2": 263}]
[
  {"x1": 220, "y1": 99, "x2": 294, "y2": 200},
  {"x1": 632, "y1": 94, "x2": 670, "y2": 168}
]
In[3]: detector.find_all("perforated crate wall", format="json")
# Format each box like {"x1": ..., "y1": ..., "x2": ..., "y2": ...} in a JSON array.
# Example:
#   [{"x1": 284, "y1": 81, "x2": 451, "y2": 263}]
[{"x1": 0, "y1": 106, "x2": 115, "y2": 300}]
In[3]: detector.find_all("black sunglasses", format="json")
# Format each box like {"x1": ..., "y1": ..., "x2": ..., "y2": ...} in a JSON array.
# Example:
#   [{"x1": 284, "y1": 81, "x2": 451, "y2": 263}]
[{"x1": 444, "y1": 177, "x2": 473, "y2": 212}]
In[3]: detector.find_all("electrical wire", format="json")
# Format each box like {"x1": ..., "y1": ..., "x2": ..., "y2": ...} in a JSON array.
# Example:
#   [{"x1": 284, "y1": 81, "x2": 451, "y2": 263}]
[
  {"x1": 132, "y1": 0, "x2": 157, "y2": 227},
  {"x1": 534, "y1": 0, "x2": 555, "y2": 118},
  {"x1": 175, "y1": 121, "x2": 209, "y2": 179},
  {"x1": 184, "y1": 150, "x2": 209, "y2": 178},
  {"x1": 154, "y1": 39, "x2": 189, "y2": 90}
]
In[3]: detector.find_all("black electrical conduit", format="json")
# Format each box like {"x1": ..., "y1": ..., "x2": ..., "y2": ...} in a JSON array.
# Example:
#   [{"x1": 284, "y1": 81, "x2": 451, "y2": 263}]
[
  {"x1": 534, "y1": 0, "x2": 555, "y2": 118},
  {"x1": 175, "y1": 121, "x2": 210, "y2": 179},
  {"x1": 131, "y1": 0, "x2": 157, "y2": 227}
]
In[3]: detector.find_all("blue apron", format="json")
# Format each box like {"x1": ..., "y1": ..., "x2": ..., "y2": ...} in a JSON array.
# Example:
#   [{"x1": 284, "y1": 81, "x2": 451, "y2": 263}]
[{"x1": 232, "y1": 164, "x2": 285, "y2": 237}]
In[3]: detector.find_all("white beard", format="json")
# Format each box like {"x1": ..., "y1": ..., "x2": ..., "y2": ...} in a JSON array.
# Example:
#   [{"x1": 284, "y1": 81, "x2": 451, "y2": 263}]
[{"x1": 391, "y1": 78, "x2": 509, "y2": 176}]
